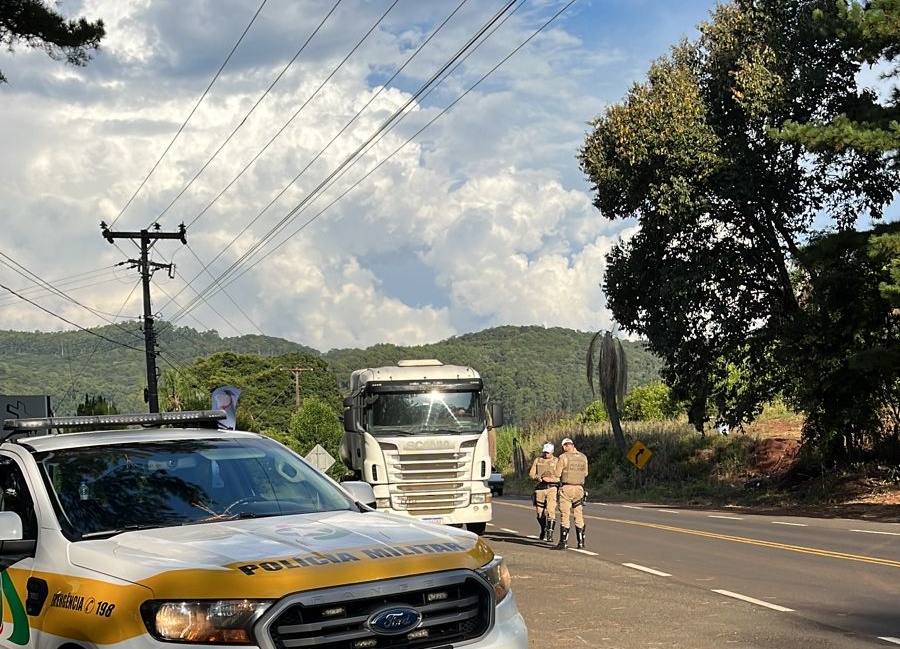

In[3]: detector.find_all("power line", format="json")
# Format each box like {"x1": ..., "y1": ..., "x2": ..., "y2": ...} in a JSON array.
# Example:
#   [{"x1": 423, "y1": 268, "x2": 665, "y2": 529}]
[
  {"x1": 109, "y1": 0, "x2": 271, "y2": 229},
  {"x1": 158, "y1": 0, "x2": 403, "y2": 317},
  {"x1": 152, "y1": 1, "x2": 344, "y2": 226},
  {"x1": 168, "y1": 1, "x2": 518, "y2": 324},
  {"x1": 0, "y1": 253, "x2": 146, "y2": 342},
  {"x1": 0, "y1": 265, "x2": 123, "y2": 308},
  {"x1": 0, "y1": 281, "x2": 145, "y2": 353},
  {"x1": 54, "y1": 279, "x2": 143, "y2": 413},
  {"x1": 218, "y1": 0, "x2": 576, "y2": 294}
]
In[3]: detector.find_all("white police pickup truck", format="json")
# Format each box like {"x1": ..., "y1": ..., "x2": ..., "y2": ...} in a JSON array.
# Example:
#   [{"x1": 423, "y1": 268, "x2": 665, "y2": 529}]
[{"x1": 0, "y1": 410, "x2": 528, "y2": 649}]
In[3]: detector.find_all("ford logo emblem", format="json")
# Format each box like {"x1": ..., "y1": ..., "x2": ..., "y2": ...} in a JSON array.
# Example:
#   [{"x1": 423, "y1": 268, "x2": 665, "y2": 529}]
[{"x1": 367, "y1": 606, "x2": 422, "y2": 636}]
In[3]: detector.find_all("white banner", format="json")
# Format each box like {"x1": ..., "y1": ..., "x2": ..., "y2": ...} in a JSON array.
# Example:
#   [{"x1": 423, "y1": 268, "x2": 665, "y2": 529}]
[{"x1": 210, "y1": 386, "x2": 242, "y2": 430}]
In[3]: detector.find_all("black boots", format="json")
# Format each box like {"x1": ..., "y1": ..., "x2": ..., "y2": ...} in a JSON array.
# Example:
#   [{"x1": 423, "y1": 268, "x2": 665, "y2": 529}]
[
  {"x1": 544, "y1": 519, "x2": 556, "y2": 543},
  {"x1": 550, "y1": 527, "x2": 583, "y2": 550},
  {"x1": 552, "y1": 527, "x2": 568, "y2": 550},
  {"x1": 537, "y1": 515, "x2": 546, "y2": 540}
]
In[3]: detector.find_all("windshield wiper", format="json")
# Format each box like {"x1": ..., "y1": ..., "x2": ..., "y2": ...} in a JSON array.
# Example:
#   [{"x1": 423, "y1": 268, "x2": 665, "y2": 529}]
[
  {"x1": 371, "y1": 428, "x2": 414, "y2": 435},
  {"x1": 80, "y1": 523, "x2": 166, "y2": 539},
  {"x1": 418, "y1": 428, "x2": 465, "y2": 435}
]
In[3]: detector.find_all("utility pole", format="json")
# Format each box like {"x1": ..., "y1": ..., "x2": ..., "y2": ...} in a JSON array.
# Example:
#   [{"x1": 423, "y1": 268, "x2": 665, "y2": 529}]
[
  {"x1": 101, "y1": 222, "x2": 187, "y2": 413},
  {"x1": 289, "y1": 367, "x2": 314, "y2": 408}
]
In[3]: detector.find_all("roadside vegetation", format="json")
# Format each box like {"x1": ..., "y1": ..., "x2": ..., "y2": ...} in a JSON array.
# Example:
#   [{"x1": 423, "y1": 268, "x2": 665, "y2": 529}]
[{"x1": 492, "y1": 398, "x2": 900, "y2": 512}]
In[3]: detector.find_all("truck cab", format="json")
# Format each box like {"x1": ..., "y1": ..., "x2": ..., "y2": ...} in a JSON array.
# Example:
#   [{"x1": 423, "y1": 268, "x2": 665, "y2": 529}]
[{"x1": 340, "y1": 360, "x2": 503, "y2": 535}]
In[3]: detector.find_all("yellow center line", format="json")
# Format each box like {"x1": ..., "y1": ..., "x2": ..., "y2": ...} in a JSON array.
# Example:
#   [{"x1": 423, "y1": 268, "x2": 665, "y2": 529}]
[{"x1": 495, "y1": 500, "x2": 900, "y2": 568}]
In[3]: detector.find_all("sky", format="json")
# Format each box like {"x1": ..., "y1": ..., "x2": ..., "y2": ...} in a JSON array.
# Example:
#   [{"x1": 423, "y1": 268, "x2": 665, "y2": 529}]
[{"x1": 0, "y1": 0, "x2": 723, "y2": 352}]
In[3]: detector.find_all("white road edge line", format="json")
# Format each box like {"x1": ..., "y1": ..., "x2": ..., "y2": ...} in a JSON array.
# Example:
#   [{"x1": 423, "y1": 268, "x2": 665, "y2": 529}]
[
  {"x1": 573, "y1": 548, "x2": 598, "y2": 556},
  {"x1": 772, "y1": 521, "x2": 807, "y2": 527},
  {"x1": 850, "y1": 529, "x2": 900, "y2": 536},
  {"x1": 708, "y1": 515, "x2": 743, "y2": 520},
  {"x1": 623, "y1": 562, "x2": 671, "y2": 577},
  {"x1": 621, "y1": 505, "x2": 643, "y2": 509},
  {"x1": 659, "y1": 509, "x2": 680, "y2": 514},
  {"x1": 500, "y1": 528, "x2": 518, "y2": 534},
  {"x1": 878, "y1": 637, "x2": 900, "y2": 645},
  {"x1": 712, "y1": 589, "x2": 794, "y2": 612}
]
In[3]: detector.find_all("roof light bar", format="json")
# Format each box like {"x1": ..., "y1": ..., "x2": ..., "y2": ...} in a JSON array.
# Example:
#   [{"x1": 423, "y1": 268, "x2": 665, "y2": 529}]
[{"x1": 1, "y1": 410, "x2": 228, "y2": 439}]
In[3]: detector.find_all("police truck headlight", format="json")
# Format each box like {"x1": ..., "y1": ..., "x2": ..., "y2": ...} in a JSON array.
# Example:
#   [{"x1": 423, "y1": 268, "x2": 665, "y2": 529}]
[
  {"x1": 141, "y1": 600, "x2": 271, "y2": 643},
  {"x1": 476, "y1": 556, "x2": 512, "y2": 603}
]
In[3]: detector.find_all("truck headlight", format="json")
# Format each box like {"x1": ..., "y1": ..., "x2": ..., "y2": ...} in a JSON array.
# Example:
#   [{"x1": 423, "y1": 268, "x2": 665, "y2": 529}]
[
  {"x1": 141, "y1": 600, "x2": 271, "y2": 643},
  {"x1": 470, "y1": 493, "x2": 488, "y2": 504},
  {"x1": 476, "y1": 556, "x2": 512, "y2": 603}
]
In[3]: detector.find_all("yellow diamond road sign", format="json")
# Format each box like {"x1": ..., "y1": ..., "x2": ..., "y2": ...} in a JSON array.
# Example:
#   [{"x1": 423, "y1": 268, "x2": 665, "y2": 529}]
[{"x1": 627, "y1": 440, "x2": 652, "y2": 470}]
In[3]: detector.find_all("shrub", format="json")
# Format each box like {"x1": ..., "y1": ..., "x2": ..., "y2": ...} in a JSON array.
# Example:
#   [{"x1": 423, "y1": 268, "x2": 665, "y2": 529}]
[{"x1": 622, "y1": 382, "x2": 678, "y2": 421}]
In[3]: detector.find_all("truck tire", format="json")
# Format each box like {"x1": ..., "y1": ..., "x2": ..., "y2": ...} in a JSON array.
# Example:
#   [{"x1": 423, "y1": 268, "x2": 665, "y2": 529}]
[{"x1": 467, "y1": 522, "x2": 486, "y2": 535}]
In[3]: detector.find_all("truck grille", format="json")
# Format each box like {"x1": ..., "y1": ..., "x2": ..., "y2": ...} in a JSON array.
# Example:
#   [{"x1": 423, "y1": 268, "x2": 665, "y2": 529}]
[
  {"x1": 257, "y1": 570, "x2": 493, "y2": 649},
  {"x1": 381, "y1": 441, "x2": 482, "y2": 514}
]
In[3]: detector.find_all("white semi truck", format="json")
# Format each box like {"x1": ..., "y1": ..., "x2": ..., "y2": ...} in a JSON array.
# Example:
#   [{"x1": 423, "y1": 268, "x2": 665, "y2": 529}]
[{"x1": 340, "y1": 359, "x2": 503, "y2": 535}]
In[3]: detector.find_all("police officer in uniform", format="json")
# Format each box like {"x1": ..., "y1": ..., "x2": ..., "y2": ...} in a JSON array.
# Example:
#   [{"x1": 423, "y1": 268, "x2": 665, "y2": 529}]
[
  {"x1": 528, "y1": 442, "x2": 559, "y2": 542},
  {"x1": 552, "y1": 437, "x2": 588, "y2": 550}
]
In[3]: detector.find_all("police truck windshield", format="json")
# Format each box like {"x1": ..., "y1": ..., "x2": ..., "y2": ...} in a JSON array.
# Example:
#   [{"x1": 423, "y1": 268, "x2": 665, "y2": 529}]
[
  {"x1": 35, "y1": 436, "x2": 355, "y2": 540},
  {"x1": 367, "y1": 390, "x2": 484, "y2": 435}
]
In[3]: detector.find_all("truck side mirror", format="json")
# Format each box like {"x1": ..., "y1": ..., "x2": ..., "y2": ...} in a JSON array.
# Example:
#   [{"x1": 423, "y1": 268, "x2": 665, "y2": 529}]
[
  {"x1": 489, "y1": 403, "x2": 504, "y2": 429},
  {"x1": 343, "y1": 408, "x2": 355, "y2": 432}
]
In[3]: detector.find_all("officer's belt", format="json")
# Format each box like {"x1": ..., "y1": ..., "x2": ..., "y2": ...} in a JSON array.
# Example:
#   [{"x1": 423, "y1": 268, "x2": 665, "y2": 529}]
[{"x1": 559, "y1": 482, "x2": 584, "y2": 487}]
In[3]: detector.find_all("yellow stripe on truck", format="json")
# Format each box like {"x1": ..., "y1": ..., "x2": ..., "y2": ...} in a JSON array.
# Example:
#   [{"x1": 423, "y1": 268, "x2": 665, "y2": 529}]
[
  {"x1": 4, "y1": 567, "x2": 150, "y2": 644},
  {"x1": 4, "y1": 540, "x2": 493, "y2": 644},
  {"x1": 143, "y1": 540, "x2": 495, "y2": 598}
]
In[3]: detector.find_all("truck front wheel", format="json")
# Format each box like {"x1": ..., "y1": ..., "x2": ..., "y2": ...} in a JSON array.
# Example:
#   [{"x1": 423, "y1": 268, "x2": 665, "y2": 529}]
[{"x1": 467, "y1": 522, "x2": 486, "y2": 535}]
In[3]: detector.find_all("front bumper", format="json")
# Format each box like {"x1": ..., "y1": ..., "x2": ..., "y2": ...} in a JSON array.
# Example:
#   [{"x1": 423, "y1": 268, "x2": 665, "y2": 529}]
[{"x1": 474, "y1": 589, "x2": 529, "y2": 648}]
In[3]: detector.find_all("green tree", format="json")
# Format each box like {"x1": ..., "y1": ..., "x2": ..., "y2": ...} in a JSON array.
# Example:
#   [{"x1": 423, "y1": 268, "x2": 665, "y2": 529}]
[
  {"x1": 776, "y1": 223, "x2": 900, "y2": 462},
  {"x1": 578, "y1": 400, "x2": 608, "y2": 424},
  {"x1": 0, "y1": 0, "x2": 105, "y2": 84},
  {"x1": 286, "y1": 397, "x2": 345, "y2": 475},
  {"x1": 622, "y1": 382, "x2": 677, "y2": 421},
  {"x1": 776, "y1": 0, "x2": 900, "y2": 164},
  {"x1": 76, "y1": 393, "x2": 117, "y2": 416},
  {"x1": 579, "y1": 0, "x2": 900, "y2": 459},
  {"x1": 159, "y1": 352, "x2": 341, "y2": 433}
]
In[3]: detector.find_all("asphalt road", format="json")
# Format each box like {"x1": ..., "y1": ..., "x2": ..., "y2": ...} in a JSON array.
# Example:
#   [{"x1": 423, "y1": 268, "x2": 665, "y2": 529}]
[{"x1": 483, "y1": 495, "x2": 900, "y2": 649}]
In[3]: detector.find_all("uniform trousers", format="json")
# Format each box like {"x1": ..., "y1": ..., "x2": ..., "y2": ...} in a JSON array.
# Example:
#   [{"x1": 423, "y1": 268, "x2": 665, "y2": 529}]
[
  {"x1": 558, "y1": 484, "x2": 585, "y2": 528},
  {"x1": 533, "y1": 486, "x2": 558, "y2": 520}
]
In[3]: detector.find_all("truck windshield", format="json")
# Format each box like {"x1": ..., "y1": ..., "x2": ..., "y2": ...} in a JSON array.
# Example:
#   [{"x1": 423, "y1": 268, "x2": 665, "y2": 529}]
[
  {"x1": 35, "y1": 436, "x2": 355, "y2": 540},
  {"x1": 367, "y1": 390, "x2": 485, "y2": 435}
]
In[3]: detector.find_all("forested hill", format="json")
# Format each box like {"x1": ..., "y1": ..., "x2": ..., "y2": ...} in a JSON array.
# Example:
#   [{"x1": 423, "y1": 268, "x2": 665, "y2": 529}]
[
  {"x1": 0, "y1": 323, "x2": 663, "y2": 422},
  {"x1": 324, "y1": 326, "x2": 663, "y2": 424}
]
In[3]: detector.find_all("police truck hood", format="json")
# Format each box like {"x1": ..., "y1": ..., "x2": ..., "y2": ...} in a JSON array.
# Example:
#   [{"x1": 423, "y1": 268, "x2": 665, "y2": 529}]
[{"x1": 69, "y1": 510, "x2": 494, "y2": 598}]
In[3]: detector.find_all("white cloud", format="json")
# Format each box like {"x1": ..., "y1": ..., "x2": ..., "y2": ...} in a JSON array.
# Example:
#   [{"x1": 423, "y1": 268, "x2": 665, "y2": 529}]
[{"x1": 0, "y1": 0, "x2": 717, "y2": 352}]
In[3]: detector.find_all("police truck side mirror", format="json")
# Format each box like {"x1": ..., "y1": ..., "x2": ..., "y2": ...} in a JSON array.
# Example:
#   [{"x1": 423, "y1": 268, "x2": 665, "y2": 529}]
[
  {"x1": 0, "y1": 511, "x2": 35, "y2": 559},
  {"x1": 0, "y1": 511, "x2": 23, "y2": 541}
]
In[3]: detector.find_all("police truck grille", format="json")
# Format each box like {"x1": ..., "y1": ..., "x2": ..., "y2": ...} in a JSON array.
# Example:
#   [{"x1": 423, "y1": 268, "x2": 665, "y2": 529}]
[{"x1": 258, "y1": 570, "x2": 493, "y2": 649}]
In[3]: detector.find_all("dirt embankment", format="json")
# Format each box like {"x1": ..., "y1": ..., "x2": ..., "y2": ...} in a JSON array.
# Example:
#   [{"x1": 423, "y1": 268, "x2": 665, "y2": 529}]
[{"x1": 731, "y1": 421, "x2": 900, "y2": 522}]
